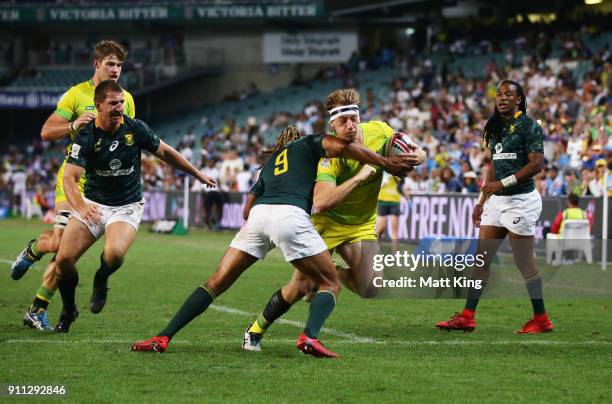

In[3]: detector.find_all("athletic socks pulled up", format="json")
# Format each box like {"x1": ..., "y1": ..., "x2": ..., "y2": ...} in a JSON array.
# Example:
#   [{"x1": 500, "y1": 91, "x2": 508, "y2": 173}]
[
  {"x1": 57, "y1": 271, "x2": 79, "y2": 313},
  {"x1": 93, "y1": 253, "x2": 121, "y2": 289},
  {"x1": 304, "y1": 291, "x2": 336, "y2": 339},
  {"x1": 248, "y1": 289, "x2": 292, "y2": 335},
  {"x1": 31, "y1": 287, "x2": 55, "y2": 311},
  {"x1": 158, "y1": 285, "x2": 215, "y2": 339}
]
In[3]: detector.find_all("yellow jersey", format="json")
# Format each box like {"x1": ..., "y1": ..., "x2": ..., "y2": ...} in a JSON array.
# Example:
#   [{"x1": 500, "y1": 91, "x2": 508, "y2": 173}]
[
  {"x1": 378, "y1": 173, "x2": 401, "y2": 203},
  {"x1": 55, "y1": 79, "x2": 136, "y2": 141},
  {"x1": 314, "y1": 120, "x2": 394, "y2": 226}
]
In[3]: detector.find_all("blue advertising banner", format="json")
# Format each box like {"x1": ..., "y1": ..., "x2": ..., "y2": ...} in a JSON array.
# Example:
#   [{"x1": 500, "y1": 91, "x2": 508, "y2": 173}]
[{"x1": 0, "y1": 91, "x2": 63, "y2": 109}]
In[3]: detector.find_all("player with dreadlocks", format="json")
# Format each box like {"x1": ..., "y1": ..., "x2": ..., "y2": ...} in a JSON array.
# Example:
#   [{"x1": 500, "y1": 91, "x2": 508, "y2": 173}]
[
  {"x1": 131, "y1": 126, "x2": 411, "y2": 357},
  {"x1": 436, "y1": 80, "x2": 554, "y2": 334}
]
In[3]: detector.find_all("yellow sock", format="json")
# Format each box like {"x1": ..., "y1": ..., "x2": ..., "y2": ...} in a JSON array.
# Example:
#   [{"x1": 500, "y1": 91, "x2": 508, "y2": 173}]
[{"x1": 248, "y1": 316, "x2": 268, "y2": 334}]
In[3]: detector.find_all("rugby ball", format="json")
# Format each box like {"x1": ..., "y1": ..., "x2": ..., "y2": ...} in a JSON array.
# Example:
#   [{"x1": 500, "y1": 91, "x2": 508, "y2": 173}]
[{"x1": 385, "y1": 132, "x2": 418, "y2": 157}]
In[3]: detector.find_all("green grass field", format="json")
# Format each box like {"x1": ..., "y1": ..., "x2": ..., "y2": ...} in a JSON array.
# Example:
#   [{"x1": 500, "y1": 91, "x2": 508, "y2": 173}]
[{"x1": 1, "y1": 218, "x2": 611, "y2": 403}]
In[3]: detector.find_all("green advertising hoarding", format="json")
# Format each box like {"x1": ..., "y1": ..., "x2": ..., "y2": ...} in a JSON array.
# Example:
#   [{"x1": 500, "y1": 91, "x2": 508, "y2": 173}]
[{"x1": 0, "y1": 2, "x2": 323, "y2": 23}]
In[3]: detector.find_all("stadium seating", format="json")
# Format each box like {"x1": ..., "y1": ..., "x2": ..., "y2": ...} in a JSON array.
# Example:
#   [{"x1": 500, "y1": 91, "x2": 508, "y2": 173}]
[{"x1": 5, "y1": 67, "x2": 91, "y2": 91}]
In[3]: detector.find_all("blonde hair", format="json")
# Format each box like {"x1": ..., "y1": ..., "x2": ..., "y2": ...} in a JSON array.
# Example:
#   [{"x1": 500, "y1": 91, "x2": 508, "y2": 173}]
[
  {"x1": 258, "y1": 125, "x2": 302, "y2": 166},
  {"x1": 94, "y1": 40, "x2": 127, "y2": 62},
  {"x1": 325, "y1": 88, "x2": 360, "y2": 112}
]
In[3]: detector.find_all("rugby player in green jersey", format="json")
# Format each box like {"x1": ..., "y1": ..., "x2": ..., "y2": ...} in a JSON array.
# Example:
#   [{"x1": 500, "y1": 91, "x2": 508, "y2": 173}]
[
  {"x1": 436, "y1": 80, "x2": 554, "y2": 334},
  {"x1": 242, "y1": 89, "x2": 425, "y2": 352},
  {"x1": 53, "y1": 80, "x2": 216, "y2": 333},
  {"x1": 11, "y1": 41, "x2": 136, "y2": 331},
  {"x1": 130, "y1": 126, "x2": 411, "y2": 358}
]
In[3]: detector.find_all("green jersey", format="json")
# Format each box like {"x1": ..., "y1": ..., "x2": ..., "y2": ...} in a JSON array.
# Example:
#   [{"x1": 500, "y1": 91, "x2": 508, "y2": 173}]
[
  {"x1": 67, "y1": 115, "x2": 160, "y2": 206},
  {"x1": 251, "y1": 134, "x2": 325, "y2": 213},
  {"x1": 489, "y1": 111, "x2": 544, "y2": 196}
]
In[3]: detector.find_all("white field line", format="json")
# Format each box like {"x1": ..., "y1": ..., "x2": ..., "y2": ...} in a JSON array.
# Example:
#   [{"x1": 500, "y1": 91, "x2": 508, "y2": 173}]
[{"x1": 209, "y1": 304, "x2": 379, "y2": 343}]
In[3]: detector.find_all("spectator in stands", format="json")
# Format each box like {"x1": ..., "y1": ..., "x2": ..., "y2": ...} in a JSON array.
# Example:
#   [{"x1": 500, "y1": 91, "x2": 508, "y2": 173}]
[
  {"x1": 545, "y1": 166, "x2": 564, "y2": 196},
  {"x1": 10, "y1": 165, "x2": 27, "y2": 216},
  {"x1": 589, "y1": 158, "x2": 610, "y2": 197},
  {"x1": 461, "y1": 171, "x2": 479, "y2": 194},
  {"x1": 440, "y1": 167, "x2": 462, "y2": 193},
  {"x1": 579, "y1": 167, "x2": 594, "y2": 196},
  {"x1": 560, "y1": 169, "x2": 582, "y2": 195},
  {"x1": 234, "y1": 164, "x2": 253, "y2": 193}
]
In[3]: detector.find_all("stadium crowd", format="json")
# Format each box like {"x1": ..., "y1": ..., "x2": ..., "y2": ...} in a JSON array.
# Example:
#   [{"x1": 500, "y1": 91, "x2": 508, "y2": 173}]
[{"x1": 1, "y1": 25, "x2": 610, "y2": 212}]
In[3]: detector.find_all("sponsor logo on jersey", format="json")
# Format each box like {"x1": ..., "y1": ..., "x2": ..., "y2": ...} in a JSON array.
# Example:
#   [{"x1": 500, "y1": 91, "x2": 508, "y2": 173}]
[
  {"x1": 95, "y1": 165, "x2": 135, "y2": 177},
  {"x1": 492, "y1": 153, "x2": 518, "y2": 160},
  {"x1": 85, "y1": 105, "x2": 95, "y2": 111},
  {"x1": 109, "y1": 159, "x2": 122, "y2": 170},
  {"x1": 94, "y1": 139, "x2": 102, "y2": 152},
  {"x1": 508, "y1": 124, "x2": 516, "y2": 133},
  {"x1": 495, "y1": 143, "x2": 503, "y2": 154},
  {"x1": 70, "y1": 144, "x2": 81, "y2": 158},
  {"x1": 124, "y1": 133, "x2": 135, "y2": 146},
  {"x1": 320, "y1": 158, "x2": 331, "y2": 168}
]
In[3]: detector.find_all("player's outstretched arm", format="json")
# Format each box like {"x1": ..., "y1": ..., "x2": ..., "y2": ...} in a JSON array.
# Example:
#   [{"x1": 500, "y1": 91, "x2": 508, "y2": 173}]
[
  {"x1": 63, "y1": 163, "x2": 101, "y2": 225},
  {"x1": 322, "y1": 135, "x2": 410, "y2": 176},
  {"x1": 41, "y1": 112, "x2": 96, "y2": 141},
  {"x1": 154, "y1": 140, "x2": 216, "y2": 188}
]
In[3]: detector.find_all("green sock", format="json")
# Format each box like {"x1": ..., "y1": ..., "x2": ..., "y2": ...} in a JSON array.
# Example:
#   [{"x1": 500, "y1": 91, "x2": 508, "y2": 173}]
[
  {"x1": 158, "y1": 285, "x2": 215, "y2": 338},
  {"x1": 32, "y1": 286, "x2": 55, "y2": 311},
  {"x1": 525, "y1": 276, "x2": 545, "y2": 315},
  {"x1": 464, "y1": 282, "x2": 486, "y2": 311},
  {"x1": 29, "y1": 241, "x2": 43, "y2": 260},
  {"x1": 304, "y1": 291, "x2": 336, "y2": 339}
]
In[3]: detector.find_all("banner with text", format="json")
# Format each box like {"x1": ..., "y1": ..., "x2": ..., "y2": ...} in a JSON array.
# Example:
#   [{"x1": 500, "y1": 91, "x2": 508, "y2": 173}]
[
  {"x1": 7, "y1": 191, "x2": 606, "y2": 242},
  {"x1": 0, "y1": 91, "x2": 63, "y2": 109},
  {"x1": 0, "y1": 2, "x2": 323, "y2": 23},
  {"x1": 263, "y1": 32, "x2": 358, "y2": 63}
]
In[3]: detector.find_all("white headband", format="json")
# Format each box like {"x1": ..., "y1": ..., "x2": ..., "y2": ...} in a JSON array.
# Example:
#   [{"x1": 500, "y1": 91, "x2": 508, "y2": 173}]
[{"x1": 329, "y1": 104, "x2": 359, "y2": 122}]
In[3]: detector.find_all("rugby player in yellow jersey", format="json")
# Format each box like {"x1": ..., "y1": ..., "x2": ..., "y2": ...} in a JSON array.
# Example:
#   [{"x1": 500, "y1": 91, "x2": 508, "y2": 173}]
[
  {"x1": 10, "y1": 40, "x2": 135, "y2": 331},
  {"x1": 376, "y1": 173, "x2": 402, "y2": 253},
  {"x1": 242, "y1": 88, "x2": 426, "y2": 351}
]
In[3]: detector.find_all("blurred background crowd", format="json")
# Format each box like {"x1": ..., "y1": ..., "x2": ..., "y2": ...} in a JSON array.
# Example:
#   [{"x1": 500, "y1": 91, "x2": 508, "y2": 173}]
[{"x1": 1, "y1": 21, "x2": 610, "y2": 210}]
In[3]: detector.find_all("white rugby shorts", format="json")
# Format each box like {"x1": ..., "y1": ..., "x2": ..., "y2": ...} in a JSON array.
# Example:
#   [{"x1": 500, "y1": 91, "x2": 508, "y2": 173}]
[
  {"x1": 230, "y1": 204, "x2": 327, "y2": 261},
  {"x1": 481, "y1": 189, "x2": 541, "y2": 236},
  {"x1": 73, "y1": 197, "x2": 145, "y2": 240}
]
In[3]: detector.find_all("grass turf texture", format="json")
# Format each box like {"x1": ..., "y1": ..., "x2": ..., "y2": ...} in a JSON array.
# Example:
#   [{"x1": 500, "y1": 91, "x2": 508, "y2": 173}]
[{"x1": 1, "y1": 218, "x2": 611, "y2": 403}]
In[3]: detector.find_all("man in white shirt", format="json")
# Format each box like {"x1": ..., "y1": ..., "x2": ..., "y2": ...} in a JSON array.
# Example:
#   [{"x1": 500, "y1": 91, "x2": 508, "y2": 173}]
[{"x1": 11, "y1": 167, "x2": 27, "y2": 216}]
